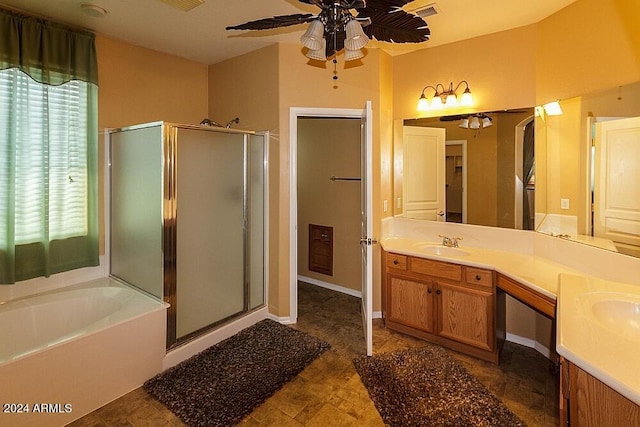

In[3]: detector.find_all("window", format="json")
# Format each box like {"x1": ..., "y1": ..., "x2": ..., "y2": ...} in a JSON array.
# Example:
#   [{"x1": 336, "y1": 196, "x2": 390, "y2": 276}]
[{"x1": 0, "y1": 7, "x2": 99, "y2": 284}]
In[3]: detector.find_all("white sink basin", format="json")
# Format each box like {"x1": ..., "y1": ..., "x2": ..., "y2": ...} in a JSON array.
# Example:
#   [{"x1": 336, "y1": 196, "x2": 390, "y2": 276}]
[
  {"x1": 419, "y1": 246, "x2": 470, "y2": 257},
  {"x1": 582, "y1": 293, "x2": 640, "y2": 342}
]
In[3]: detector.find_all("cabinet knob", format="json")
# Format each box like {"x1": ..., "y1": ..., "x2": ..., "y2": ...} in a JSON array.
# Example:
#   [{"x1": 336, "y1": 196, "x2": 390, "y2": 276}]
[
  {"x1": 393, "y1": 260, "x2": 399, "y2": 265},
  {"x1": 427, "y1": 288, "x2": 432, "y2": 294},
  {"x1": 475, "y1": 275, "x2": 481, "y2": 281},
  {"x1": 436, "y1": 289, "x2": 441, "y2": 295}
]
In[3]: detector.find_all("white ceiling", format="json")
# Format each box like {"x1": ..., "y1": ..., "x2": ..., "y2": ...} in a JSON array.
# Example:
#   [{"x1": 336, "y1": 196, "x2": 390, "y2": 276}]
[{"x1": 0, "y1": 0, "x2": 577, "y2": 65}]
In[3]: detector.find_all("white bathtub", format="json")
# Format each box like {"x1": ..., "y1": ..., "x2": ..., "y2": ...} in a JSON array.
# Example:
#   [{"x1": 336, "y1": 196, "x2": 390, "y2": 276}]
[{"x1": 0, "y1": 278, "x2": 167, "y2": 427}]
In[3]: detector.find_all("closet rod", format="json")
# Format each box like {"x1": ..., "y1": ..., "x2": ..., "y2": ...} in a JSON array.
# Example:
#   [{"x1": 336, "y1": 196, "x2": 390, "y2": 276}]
[{"x1": 330, "y1": 175, "x2": 361, "y2": 182}]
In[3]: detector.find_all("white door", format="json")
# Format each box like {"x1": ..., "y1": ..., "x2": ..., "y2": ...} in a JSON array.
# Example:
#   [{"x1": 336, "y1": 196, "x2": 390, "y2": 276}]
[
  {"x1": 402, "y1": 126, "x2": 446, "y2": 220},
  {"x1": 594, "y1": 116, "x2": 640, "y2": 249},
  {"x1": 360, "y1": 101, "x2": 373, "y2": 356}
]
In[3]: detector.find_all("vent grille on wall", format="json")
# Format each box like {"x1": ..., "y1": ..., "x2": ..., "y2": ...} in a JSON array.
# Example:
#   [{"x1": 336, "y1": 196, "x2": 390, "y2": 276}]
[
  {"x1": 412, "y1": 2, "x2": 439, "y2": 18},
  {"x1": 156, "y1": 0, "x2": 205, "y2": 12}
]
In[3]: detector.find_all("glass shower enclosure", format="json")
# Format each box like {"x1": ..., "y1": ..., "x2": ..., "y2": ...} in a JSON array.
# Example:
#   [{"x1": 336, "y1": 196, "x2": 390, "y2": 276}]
[{"x1": 109, "y1": 122, "x2": 267, "y2": 348}]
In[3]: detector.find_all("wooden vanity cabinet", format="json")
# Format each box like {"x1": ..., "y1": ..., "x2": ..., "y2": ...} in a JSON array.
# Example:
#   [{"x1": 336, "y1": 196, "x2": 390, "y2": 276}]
[
  {"x1": 383, "y1": 251, "x2": 503, "y2": 363},
  {"x1": 560, "y1": 357, "x2": 640, "y2": 426}
]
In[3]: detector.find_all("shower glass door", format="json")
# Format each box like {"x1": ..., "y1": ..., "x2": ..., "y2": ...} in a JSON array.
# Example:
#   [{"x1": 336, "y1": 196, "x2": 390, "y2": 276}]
[{"x1": 175, "y1": 129, "x2": 246, "y2": 341}]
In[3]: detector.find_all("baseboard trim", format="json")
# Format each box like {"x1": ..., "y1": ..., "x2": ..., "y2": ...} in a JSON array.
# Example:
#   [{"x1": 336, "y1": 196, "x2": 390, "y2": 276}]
[
  {"x1": 506, "y1": 333, "x2": 553, "y2": 360},
  {"x1": 298, "y1": 275, "x2": 362, "y2": 298}
]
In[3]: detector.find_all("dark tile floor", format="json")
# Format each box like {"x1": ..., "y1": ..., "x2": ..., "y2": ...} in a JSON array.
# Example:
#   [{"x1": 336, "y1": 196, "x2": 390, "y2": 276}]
[{"x1": 71, "y1": 281, "x2": 559, "y2": 426}]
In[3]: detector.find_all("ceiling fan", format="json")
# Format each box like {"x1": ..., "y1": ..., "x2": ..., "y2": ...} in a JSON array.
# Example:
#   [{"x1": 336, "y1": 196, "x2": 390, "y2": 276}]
[{"x1": 226, "y1": 0, "x2": 430, "y2": 63}]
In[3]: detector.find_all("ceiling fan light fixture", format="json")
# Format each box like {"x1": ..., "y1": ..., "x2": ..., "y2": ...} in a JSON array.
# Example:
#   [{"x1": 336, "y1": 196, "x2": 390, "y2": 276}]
[
  {"x1": 301, "y1": 20, "x2": 325, "y2": 51},
  {"x1": 305, "y1": 38, "x2": 327, "y2": 61},
  {"x1": 344, "y1": 19, "x2": 369, "y2": 50},
  {"x1": 344, "y1": 47, "x2": 365, "y2": 61},
  {"x1": 469, "y1": 117, "x2": 481, "y2": 129}
]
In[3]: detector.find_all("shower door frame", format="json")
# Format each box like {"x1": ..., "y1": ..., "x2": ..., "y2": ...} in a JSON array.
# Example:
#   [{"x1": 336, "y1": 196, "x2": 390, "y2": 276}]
[{"x1": 163, "y1": 125, "x2": 268, "y2": 350}]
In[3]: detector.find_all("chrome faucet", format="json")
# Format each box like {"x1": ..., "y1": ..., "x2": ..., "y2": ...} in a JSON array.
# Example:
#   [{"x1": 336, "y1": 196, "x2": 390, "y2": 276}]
[{"x1": 438, "y1": 234, "x2": 462, "y2": 247}]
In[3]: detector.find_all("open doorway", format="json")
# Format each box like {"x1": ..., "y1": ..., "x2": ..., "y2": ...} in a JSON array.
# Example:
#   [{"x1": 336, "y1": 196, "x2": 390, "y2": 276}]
[
  {"x1": 296, "y1": 116, "x2": 362, "y2": 298},
  {"x1": 445, "y1": 140, "x2": 467, "y2": 223}
]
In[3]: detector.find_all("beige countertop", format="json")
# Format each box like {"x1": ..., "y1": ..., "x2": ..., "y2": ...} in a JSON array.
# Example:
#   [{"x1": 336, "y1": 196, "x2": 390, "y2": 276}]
[
  {"x1": 380, "y1": 236, "x2": 640, "y2": 406},
  {"x1": 557, "y1": 274, "x2": 640, "y2": 405},
  {"x1": 380, "y1": 236, "x2": 582, "y2": 300}
]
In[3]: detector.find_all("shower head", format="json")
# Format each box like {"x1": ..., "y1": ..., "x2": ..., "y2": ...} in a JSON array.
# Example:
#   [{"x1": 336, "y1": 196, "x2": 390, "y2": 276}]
[{"x1": 226, "y1": 117, "x2": 240, "y2": 128}]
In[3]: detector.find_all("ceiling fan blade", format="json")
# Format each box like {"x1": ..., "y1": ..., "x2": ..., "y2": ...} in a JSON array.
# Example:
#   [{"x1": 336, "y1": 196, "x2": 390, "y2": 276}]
[
  {"x1": 226, "y1": 14, "x2": 316, "y2": 31},
  {"x1": 361, "y1": 0, "x2": 414, "y2": 11},
  {"x1": 358, "y1": 9, "x2": 429, "y2": 43},
  {"x1": 297, "y1": 0, "x2": 324, "y2": 6}
]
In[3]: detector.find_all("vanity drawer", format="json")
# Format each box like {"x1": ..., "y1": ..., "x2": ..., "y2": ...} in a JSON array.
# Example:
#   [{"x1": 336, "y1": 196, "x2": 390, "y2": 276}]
[
  {"x1": 387, "y1": 253, "x2": 408, "y2": 270},
  {"x1": 410, "y1": 258, "x2": 462, "y2": 281},
  {"x1": 465, "y1": 267, "x2": 493, "y2": 288}
]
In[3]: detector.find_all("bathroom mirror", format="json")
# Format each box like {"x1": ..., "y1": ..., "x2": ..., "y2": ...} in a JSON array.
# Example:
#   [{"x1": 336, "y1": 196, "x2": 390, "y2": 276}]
[
  {"x1": 397, "y1": 108, "x2": 536, "y2": 229},
  {"x1": 393, "y1": 81, "x2": 640, "y2": 258},
  {"x1": 536, "y1": 81, "x2": 640, "y2": 258}
]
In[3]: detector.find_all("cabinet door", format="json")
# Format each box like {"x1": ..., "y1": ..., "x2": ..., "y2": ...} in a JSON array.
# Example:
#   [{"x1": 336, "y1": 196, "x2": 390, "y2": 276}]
[
  {"x1": 436, "y1": 282, "x2": 494, "y2": 351},
  {"x1": 388, "y1": 274, "x2": 435, "y2": 333}
]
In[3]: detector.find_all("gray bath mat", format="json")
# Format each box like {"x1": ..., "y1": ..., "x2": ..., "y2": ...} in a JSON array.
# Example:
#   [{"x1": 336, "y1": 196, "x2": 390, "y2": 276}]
[
  {"x1": 354, "y1": 345, "x2": 525, "y2": 426},
  {"x1": 144, "y1": 319, "x2": 330, "y2": 426}
]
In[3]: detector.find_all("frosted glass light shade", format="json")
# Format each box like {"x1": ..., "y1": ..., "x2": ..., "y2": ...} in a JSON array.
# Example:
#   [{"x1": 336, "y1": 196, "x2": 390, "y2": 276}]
[
  {"x1": 482, "y1": 117, "x2": 492, "y2": 127},
  {"x1": 305, "y1": 38, "x2": 326, "y2": 61},
  {"x1": 459, "y1": 89, "x2": 473, "y2": 106},
  {"x1": 430, "y1": 96, "x2": 443, "y2": 109},
  {"x1": 301, "y1": 20, "x2": 325, "y2": 50},
  {"x1": 345, "y1": 19, "x2": 369, "y2": 50},
  {"x1": 459, "y1": 118, "x2": 469, "y2": 128},
  {"x1": 417, "y1": 95, "x2": 429, "y2": 112},
  {"x1": 469, "y1": 117, "x2": 480, "y2": 129},
  {"x1": 344, "y1": 47, "x2": 364, "y2": 61},
  {"x1": 445, "y1": 93, "x2": 457, "y2": 107}
]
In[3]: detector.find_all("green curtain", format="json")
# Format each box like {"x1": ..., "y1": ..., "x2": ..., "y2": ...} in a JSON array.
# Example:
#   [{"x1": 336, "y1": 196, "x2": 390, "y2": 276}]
[
  {"x1": 0, "y1": 8, "x2": 98, "y2": 86},
  {"x1": 0, "y1": 7, "x2": 99, "y2": 284}
]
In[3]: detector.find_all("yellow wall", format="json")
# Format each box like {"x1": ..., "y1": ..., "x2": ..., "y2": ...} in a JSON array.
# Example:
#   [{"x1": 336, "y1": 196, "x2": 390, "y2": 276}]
[
  {"x1": 536, "y1": 0, "x2": 640, "y2": 105},
  {"x1": 97, "y1": 35, "x2": 208, "y2": 130},
  {"x1": 95, "y1": 35, "x2": 209, "y2": 254},
  {"x1": 544, "y1": 96, "x2": 582, "y2": 216},
  {"x1": 393, "y1": 24, "x2": 537, "y2": 121}
]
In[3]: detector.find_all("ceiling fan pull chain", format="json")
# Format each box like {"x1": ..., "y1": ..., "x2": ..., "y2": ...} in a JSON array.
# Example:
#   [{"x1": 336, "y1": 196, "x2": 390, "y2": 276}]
[{"x1": 333, "y1": 26, "x2": 338, "y2": 80}]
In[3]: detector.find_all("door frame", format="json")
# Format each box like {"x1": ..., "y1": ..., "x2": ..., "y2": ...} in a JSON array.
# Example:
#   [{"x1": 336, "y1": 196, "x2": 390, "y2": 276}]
[
  {"x1": 289, "y1": 106, "x2": 369, "y2": 323},
  {"x1": 514, "y1": 115, "x2": 535, "y2": 230},
  {"x1": 445, "y1": 139, "x2": 468, "y2": 224}
]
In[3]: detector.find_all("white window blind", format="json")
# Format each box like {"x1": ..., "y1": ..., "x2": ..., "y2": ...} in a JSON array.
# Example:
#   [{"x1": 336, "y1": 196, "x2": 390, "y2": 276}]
[{"x1": 0, "y1": 67, "x2": 89, "y2": 246}]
